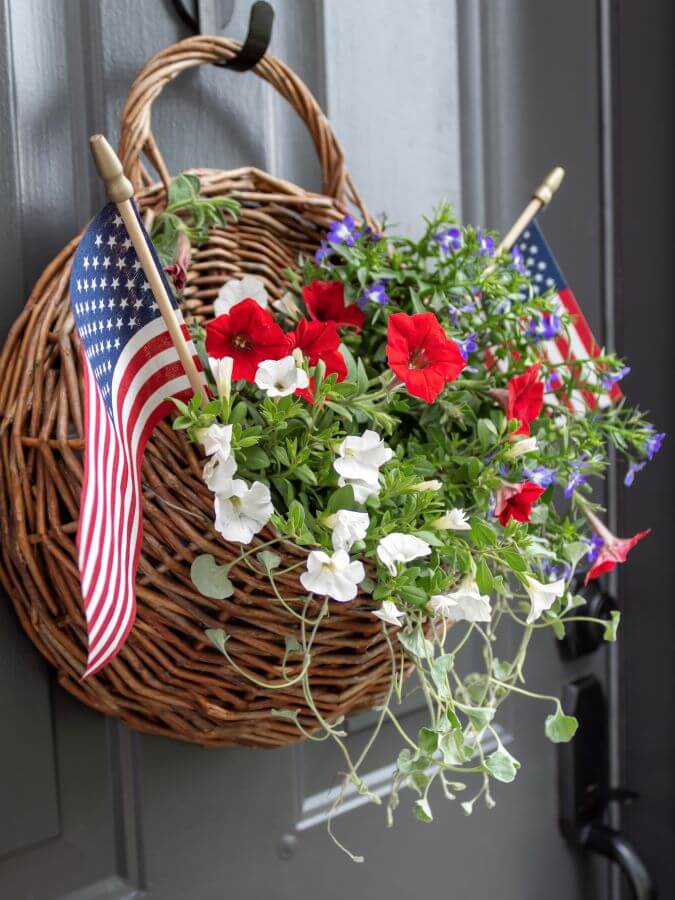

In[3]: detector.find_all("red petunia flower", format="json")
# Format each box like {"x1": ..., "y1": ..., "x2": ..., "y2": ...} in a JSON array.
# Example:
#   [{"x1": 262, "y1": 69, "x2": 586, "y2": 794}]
[
  {"x1": 494, "y1": 482, "x2": 545, "y2": 526},
  {"x1": 585, "y1": 528, "x2": 650, "y2": 584},
  {"x1": 302, "y1": 281, "x2": 365, "y2": 332},
  {"x1": 288, "y1": 318, "x2": 347, "y2": 402},
  {"x1": 507, "y1": 364, "x2": 544, "y2": 435},
  {"x1": 205, "y1": 299, "x2": 290, "y2": 382},
  {"x1": 386, "y1": 312, "x2": 466, "y2": 403}
]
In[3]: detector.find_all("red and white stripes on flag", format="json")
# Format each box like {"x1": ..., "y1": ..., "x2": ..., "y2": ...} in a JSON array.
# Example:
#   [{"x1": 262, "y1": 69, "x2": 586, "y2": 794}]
[
  {"x1": 71, "y1": 202, "x2": 201, "y2": 676},
  {"x1": 493, "y1": 218, "x2": 622, "y2": 413}
]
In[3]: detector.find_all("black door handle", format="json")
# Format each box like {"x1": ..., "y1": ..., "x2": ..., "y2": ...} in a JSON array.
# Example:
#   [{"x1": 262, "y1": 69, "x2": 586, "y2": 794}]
[
  {"x1": 558, "y1": 676, "x2": 657, "y2": 899},
  {"x1": 580, "y1": 824, "x2": 655, "y2": 900}
]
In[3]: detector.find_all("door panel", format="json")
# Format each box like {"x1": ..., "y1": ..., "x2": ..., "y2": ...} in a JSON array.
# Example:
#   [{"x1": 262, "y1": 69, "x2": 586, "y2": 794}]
[{"x1": 1, "y1": 2, "x2": 618, "y2": 898}]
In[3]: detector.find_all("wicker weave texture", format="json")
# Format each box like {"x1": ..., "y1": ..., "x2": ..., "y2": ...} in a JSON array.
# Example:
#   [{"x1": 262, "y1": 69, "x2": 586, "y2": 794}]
[{"x1": 0, "y1": 37, "x2": 397, "y2": 748}]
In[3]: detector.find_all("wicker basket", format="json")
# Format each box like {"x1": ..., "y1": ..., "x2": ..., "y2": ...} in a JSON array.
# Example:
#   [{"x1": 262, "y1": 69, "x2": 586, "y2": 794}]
[{"x1": 0, "y1": 37, "x2": 400, "y2": 748}]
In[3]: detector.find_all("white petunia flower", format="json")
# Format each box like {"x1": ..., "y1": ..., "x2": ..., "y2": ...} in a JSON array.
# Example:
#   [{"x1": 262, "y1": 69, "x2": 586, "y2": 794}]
[
  {"x1": 203, "y1": 453, "x2": 237, "y2": 493},
  {"x1": 325, "y1": 509, "x2": 370, "y2": 551},
  {"x1": 300, "y1": 549, "x2": 365, "y2": 602},
  {"x1": 432, "y1": 508, "x2": 471, "y2": 531},
  {"x1": 337, "y1": 476, "x2": 381, "y2": 504},
  {"x1": 429, "y1": 593, "x2": 460, "y2": 619},
  {"x1": 214, "y1": 274, "x2": 268, "y2": 316},
  {"x1": 524, "y1": 575, "x2": 566, "y2": 624},
  {"x1": 376, "y1": 532, "x2": 431, "y2": 576},
  {"x1": 431, "y1": 577, "x2": 492, "y2": 622},
  {"x1": 334, "y1": 429, "x2": 393, "y2": 486},
  {"x1": 372, "y1": 600, "x2": 406, "y2": 628},
  {"x1": 208, "y1": 356, "x2": 233, "y2": 402},
  {"x1": 254, "y1": 356, "x2": 309, "y2": 398},
  {"x1": 214, "y1": 479, "x2": 273, "y2": 544},
  {"x1": 505, "y1": 436, "x2": 538, "y2": 459},
  {"x1": 200, "y1": 423, "x2": 233, "y2": 459}
]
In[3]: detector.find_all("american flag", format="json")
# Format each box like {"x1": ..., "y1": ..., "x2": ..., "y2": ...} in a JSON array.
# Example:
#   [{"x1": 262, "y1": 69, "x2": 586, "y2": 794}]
[
  {"x1": 70, "y1": 201, "x2": 200, "y2": 677},
  {"x1": 518, "y1": 218, "x2": 622, "y2": 413}
]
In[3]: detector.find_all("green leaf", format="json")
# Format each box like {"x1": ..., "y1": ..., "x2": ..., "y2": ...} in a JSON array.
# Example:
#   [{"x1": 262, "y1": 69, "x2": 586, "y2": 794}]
[
  {"x1": 396, "y1": 748, "x2": 414, "y2": 774},
  {"x1": 242, "y1": 446, "x2": 271, "y2": 470},
  {"x1": 412, "y1": 530, "x2": 444, "y2": 547},
  {"x1": 475, "y1": 558, "x2": 493, "y2": 594},
  {"x1": 430, "y1": 653, "x2": 455, "y2": 696},
  {"x1": 325, "y1": 484, "x2": 359, "y2": 513},
  {"x1": 205, "y1": 628, "x2": 229, "y2": 654},
  {"x1": 284, "y1": 634, "x2": 302, "y2": 654},
  {"x1": 167, "y1": 172, "x2": 201, "y2": 206},
  {"x1": 477, "y1": 417, "x2": 499, "y2": 450},
  {"x1": 191, "y1": 555, "x2": 234, "y2": 599},
  {"x1": 397, "y1": 626, "x2": 433, "y2": 659},
  {"x1": 465, "y1": 706, "x2": 495, "y2": 731},
  {"x1": 485, "y1": 746, "x2": 520, "y2": 783},
  {"x1": 417, "y1": 727, "x2": 438, "y2": 755},
  {"x1": 603, "y1": 609, "x2": 621, "y2": 642},
  {"x1": 413, "y1": 797, "x2": 433, "y2": 823},
  {"x1": 563, "y1": 541, "x2": 589, "y2": 568},
  {"x1": 500, "y1": 548, "x2": 527, "y2": 572},
  {"x1": 470, "y1": 516, "x2": 497, "y2": 547},
  {"x1": 257, "y1": 550, "x2": 281, "y2": 572},
  {"x1": 545, "y1": 710, "x2": 579, "y2": 743}
]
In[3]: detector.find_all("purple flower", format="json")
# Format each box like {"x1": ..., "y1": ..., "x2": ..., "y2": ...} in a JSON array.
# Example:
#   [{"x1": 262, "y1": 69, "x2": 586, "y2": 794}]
[
  {"x1": 645, "y1": 427, "x2": 665, "y2": 460},
  {"x1": 564, "y1": 455, "x2": 589, "y2": 499},
  {"x1": 477, "y1": 228, "x2": 495, "y2": 257},
  {"x1": 541, "y1": 559, "x2": 572, "y2": 581},
  {"x1": 447, "y1": 301, "x2": 476, "y2": 328},
  {"x1": 523, "y1": 465, "x2": 557, "y2": 489},
  {"x1": 326, "y1": 215, "x2": 359, "y2": 247},
  {"x1": 361, "y1": 225, "x2": 382, "y2": 243},
  {"x1": 624, "y1": 460, "x2": 646, "y2": 487},
  {"x1": 526, "y1": 312, "x2": 561, "y2": 342},
  {"x1": 456, "y1": 332, "x2": 479, "y2": 361},
  {"x1": 357, "y1": 281, "x2": 389, "y2": 307},
  {"x1": 546, "y1": 371, "x2": 562, "y2": 392},
  {"x1": 314, "y1": 242, "x2": 331, "y2": 263},
  {"x1": 511, "y1": 245, "x2": 528, "y2": 275},
  {"x1": 585, "y1": 534, "x2": 604, "y2": 564},
  {"x1": 435, "y1": 226, "x2": 462, "y2": 254},
  {"x1": 602, "y1": 365, "x2": 630, "y2": 390}
]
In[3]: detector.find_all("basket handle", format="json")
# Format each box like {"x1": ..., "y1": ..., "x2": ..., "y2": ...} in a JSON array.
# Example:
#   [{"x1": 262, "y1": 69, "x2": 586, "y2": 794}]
[{"x1": 118, "y1": 35, "x2": 351, "y2": 204}]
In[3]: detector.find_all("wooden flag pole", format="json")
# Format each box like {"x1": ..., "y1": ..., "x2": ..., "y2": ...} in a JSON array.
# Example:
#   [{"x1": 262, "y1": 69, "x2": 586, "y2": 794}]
[
  {"x1": 492, "y1": 165, "x2": 565, "y2": 258},
  {"x1": 88, "y1": 134, "x2": 204, "y2": 398}
]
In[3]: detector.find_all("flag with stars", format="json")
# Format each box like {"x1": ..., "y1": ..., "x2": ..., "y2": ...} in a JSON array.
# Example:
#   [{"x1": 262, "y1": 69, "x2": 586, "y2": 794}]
[
  {"x1": 517, "y1": 218, "x2": 623, "y2": 413},
  {"x1": 70, "y1": 201, "x2": 201, "y2": 677}
]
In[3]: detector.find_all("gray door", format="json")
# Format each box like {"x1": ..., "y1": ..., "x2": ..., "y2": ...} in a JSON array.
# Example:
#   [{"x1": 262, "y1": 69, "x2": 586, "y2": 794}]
[{"x1": 1, "y1": 1, "x2": 660, "y2": 898}]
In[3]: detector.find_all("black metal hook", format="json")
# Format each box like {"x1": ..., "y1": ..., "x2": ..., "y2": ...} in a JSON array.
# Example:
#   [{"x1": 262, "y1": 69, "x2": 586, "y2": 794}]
[{"x1": 170, "y1": 1, "x2": 274, "y2": 72}]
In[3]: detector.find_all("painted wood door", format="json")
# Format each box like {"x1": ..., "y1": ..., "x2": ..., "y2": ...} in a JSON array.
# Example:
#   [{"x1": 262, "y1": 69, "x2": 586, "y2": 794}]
[{"x1": 2, "y1": 1, "x2": 655, "y2": 897}]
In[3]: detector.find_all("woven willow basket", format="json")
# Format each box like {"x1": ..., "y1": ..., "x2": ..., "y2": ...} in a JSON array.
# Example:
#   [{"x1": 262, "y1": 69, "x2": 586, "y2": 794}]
[{"x1": 0, "y1": 37, "x2": 401, "y2": 748}]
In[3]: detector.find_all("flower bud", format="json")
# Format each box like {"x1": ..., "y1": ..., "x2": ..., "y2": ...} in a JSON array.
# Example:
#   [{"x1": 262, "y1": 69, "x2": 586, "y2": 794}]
[
  {"x1": 505, "y1": 436, "x2": 538, "y2": 458},
  {"x1": 411, "y1": 480, "x2": 443, "y2": 492}
]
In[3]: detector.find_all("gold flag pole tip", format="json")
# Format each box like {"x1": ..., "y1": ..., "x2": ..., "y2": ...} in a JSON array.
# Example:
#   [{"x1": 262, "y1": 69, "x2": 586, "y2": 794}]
[
  {"x1": 89, "y1": 134, "x2": 134, "y2": 203},
  {"x1": 533, "y1": 166, "x2": 565, "y2": 206}
]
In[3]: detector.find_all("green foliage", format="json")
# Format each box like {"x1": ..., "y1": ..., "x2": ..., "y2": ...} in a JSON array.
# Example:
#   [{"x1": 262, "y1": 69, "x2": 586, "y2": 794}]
[
  {"x1": 190, "y1": 554, "x2": 234, "y2": 599},
  {"x1": 151, "y1": 173, "x2": 239, "y2": 265}
]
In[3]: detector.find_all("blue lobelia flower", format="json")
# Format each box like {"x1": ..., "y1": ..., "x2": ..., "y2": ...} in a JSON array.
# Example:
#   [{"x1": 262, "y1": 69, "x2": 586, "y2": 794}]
[
  {"x1": 357, "y1": 282, "x2": 389, "y2": 307},
  {"x1": 314, "y1": 242, "x2": 331, "y2": 263},
  {"x1": 327, "y1": 214, "x2": 359, "y2": 247},
  {"x1": 435, "y1": 226, "x2": 462, "y2": 254},
  {"x1": 511, "y1": 245, "x2": 528, "y2": 275},
  {"x1": 477, "y1": 228, "x2": 496, "y2": 257},
  {"x1": 523, "y1": 465, "x2": 557, "y2": 489},
  {"x1": 645, "y1": 426, "x2": 665, "y2": 460},
  {"x1": 456, "y1": 332, "x2": 479, "y2": 362},
  {"x1": 526, "y1": 312, "x2": 561, "y2": 343},
  {"x1": 624, "y1": 460, "x2": 646, "y2": 487},
  {"x1": 602, "y1": 365, "x2": 630, "y2": 390},
  {"x1": 564, "y1": 455, "x2": 589, "y2": 499},
  {"x1": 585, "y1": 534, "x2": 604, "y2": 564}
]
